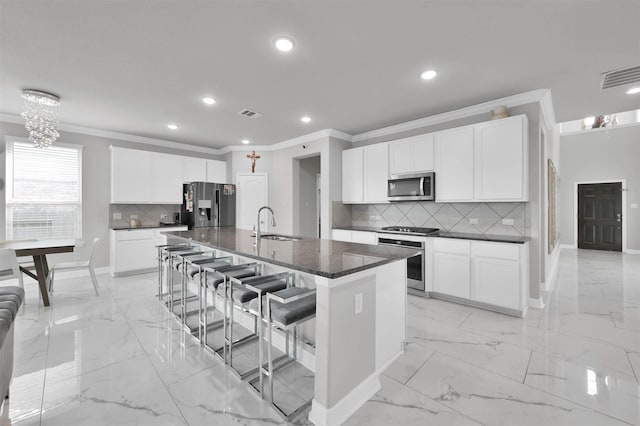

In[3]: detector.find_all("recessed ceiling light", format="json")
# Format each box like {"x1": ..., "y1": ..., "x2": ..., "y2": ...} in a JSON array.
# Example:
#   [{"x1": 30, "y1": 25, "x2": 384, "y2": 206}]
[
  {"x1": 583, "y1": 116, "x2": 595, "y2": 126},
  {"x1": 242, "y1": 139, "x2": 250, "y2": 145},
  {"x1": 626, "y1": 87, "x2": 640, "y2": 95},
  {"x1": 301, "y1": 116, "x2": 311, "y2": 123},
  {"x1": 167, "y1": 124, "x2": 179, "y2": 130},
  {"x1": 420, "y1": 70, "x2": 438, "y2": 80},
  {"x1": 202, "y1": 96, "x2": 216, "y2": 105},
  {"x1": 274, "y1": 36, "x2": 295, "y2": 52}
]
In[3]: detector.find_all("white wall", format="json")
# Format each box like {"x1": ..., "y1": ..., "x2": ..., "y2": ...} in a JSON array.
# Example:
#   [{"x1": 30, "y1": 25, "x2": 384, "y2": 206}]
[
  {"x1": 0, "y1": 120, "x2": 225, "y2": 267},
  {"x1": 560, "y1": 125, "x2": 640, "y2": 251},
  {"x1": 297, "y1": 155, "x2": 321, "y2": 238}
]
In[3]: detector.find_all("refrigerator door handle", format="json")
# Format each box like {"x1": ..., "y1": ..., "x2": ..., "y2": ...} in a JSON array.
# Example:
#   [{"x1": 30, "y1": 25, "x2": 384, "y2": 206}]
[{"x1": 216, "y1": 189, "x2": 221, "y2": 226}]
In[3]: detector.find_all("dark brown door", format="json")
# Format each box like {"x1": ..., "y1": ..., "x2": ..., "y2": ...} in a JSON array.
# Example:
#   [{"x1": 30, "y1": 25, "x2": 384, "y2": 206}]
[{"x1": 578, "y1": 182, "x2": 622, "y2": 251}]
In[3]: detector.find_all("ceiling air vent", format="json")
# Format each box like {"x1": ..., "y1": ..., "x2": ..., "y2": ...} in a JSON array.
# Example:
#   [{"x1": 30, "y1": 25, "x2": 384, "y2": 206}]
[
  {"x1": 601, "y1": 65, "x2": 640, "y2": 90},
  {"x1": 238, "y1": 109, "x2": 263, "y2": 119}
]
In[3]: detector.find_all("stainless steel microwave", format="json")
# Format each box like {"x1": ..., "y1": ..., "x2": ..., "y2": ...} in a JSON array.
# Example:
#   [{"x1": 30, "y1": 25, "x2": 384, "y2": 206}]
[{"x1": 387, "y1": 172, "x2": 435, "y2": 201}]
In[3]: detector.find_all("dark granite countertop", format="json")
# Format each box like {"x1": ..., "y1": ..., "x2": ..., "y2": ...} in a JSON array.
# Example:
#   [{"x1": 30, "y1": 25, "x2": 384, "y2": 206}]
[
  {"x1": 164, "y1": 227, "x2": 419, "y2": 279},
  {"x1": 111, "y1": 224, "x2": 188, "y2": 231},
  {"x1": 334, "y1": 226, "x2": 528, "y2": 244}
]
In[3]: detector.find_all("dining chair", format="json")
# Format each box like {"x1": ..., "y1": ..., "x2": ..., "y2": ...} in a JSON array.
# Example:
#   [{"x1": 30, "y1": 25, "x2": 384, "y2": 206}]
[
  {"x1": 0, "y1": 248, "x2": 24, "y2": 290},
  {"x1": 47, "y1": 237, "x2": 100, "y2": 295}
]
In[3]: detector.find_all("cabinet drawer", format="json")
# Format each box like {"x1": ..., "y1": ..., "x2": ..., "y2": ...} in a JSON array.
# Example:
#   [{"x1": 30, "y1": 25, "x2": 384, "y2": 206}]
[
  {"x1": 332, "y1": 229, "x2": 352, "y2": 242},
  {"x1": 433, "y1": 238, "x2": 471, "y2": 255},
  {"x1": 115, "y1": 229, "x2": 155, "y2": 241},
  {"x1": 472, "y1": 242, "x2": 519, "y2": 260},
  {"x1": 351, "y1": 231, "x2": 378, "y2": 245}
]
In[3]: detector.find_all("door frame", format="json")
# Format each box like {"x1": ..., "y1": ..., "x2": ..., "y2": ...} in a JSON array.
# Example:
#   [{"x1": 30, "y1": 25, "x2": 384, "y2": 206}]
[
  {"x1": 573, "y1": 179, "x2": 626, "y2": 252},
  {"x1": 236, "y1": 172, "x2": 269, "y2": 231}
]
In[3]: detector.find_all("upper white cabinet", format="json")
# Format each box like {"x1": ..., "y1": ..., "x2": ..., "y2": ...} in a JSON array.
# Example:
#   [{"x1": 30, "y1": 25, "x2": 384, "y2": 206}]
[
  {"x1": 434, "y1": 115, "x2": 528, "y2": 202},
  {"x1": 474, "y1": 115, "x2": 528, "y2": 201},
  {"x1": 111, "y1": 148, "x2": 153, "y2": 203},
  {"x1": 342, "y1": 144, "x2": 389, "y2": 204},
  {"x1": 152, "y1": 153, "x2": 183, "y2": 203},
  {"x1": 389, "y1": 134, "x2": 434, "y2": 175},
  {"x1": 363, "y1": 143, "x2": 389, "y2": 203},
  {"x1": 206, "y1": 159, "x2": 227, "y2": 183},
  {"x1": 183, "y1": 157, "x2": 207, "y2": 183},
  {"x1": 342, "y1": 147, "x2": 364, "y2": 203},
  {"x1": 434, "y1": 126, "x2": 475, "y2": 202}
]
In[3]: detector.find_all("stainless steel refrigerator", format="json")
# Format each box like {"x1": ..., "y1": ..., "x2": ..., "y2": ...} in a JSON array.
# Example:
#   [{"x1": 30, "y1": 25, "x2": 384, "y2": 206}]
[{"x1": 181, "y1": 182, "x2": 236, "y2": 228}]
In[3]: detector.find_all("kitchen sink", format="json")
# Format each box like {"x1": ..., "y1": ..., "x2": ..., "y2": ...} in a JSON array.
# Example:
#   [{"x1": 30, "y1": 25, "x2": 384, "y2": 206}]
[{"x1": 258, "y1": 234, "x2": 302, "y2": 241}]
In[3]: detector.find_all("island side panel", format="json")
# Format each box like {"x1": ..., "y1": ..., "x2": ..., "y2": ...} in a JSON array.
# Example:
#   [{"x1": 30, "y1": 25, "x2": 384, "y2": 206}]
[{"x1": 375, "y1": 259, "x2": 406, "y2": 370}]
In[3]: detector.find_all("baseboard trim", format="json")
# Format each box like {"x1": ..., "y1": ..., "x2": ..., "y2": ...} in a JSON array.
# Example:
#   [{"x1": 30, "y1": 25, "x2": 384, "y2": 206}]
[
  {"x1": 529, "y1": 297, "x2": 545, "y2": 309},
  {"x1": 309, "y1": 369, "x2": 382, "y2": 426},
  {"x1": 624, "y1": 249, "x2": 640, "y2": 255},
  {"x1": 560, "y1": 244, "x2": 576, "y2": 250}
]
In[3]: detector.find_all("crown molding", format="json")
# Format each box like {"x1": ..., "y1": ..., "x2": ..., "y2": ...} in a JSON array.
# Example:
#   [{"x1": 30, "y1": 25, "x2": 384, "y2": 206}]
[
  {"x1": 0, "y1": 112, "x2": 222, "y2": 155},
  {"x1": 351, "y1": 89, "x2": 555, "y2": 142},
  {"x1": 217, "y1": 128, "x2": 353, "y2": 154}
]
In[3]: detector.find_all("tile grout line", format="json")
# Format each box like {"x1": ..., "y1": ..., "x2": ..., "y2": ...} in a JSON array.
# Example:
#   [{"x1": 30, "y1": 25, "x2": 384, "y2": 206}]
[
  {"x1": 456, "y1": 311, "x2": 474, "y2": 329},
  {"x1": 522, "y1": 350, "x2": 533, "y2": 384},
  {"x1": 402, "y1": 349, "x2": 437, "y2": 386},
  {"x1": 624, "y1": 350, "x2": 639, "y2": 383},
  {"x1": 38, "y1": 309, "x2": 53, "y2": 426}
]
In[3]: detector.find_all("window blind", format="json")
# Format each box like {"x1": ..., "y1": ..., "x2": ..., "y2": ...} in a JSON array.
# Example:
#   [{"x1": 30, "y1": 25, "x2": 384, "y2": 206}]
[{"x1": 6, "y1": 140, "x2": 82, "y2": 241}]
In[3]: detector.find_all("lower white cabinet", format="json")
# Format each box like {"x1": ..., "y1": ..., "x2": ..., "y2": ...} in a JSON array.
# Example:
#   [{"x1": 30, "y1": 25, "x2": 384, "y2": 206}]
[
  {"x1": 432, "y1": 238, "x2": 529, "y2": 315},
  {"x1": 110, "y1": 226, "x2": 187, "y2": 276},
  {"x1": 331, "y1": 229, "x2": 378, "y2": 245}
]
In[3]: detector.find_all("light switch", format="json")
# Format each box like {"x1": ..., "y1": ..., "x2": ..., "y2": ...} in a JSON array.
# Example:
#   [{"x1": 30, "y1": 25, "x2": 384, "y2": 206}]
[
  {"x1": 631, "y1": 203, "x2": 639, "y2": 209},
  {"x1": 469, "y1": 218, "x2": 478, "y2": 224},
  {"x1": 112, "y1": 212, "x2": 122, "y2": 220},
  {"x1": 502, "y1": 218, "x2": 515, "y2": 225},
  {"x1": 354, "y1": 292, "x2": 363, "y2": 315}
]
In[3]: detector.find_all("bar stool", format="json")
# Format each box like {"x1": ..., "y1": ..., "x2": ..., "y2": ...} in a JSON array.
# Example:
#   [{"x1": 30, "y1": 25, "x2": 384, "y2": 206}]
[
  {"x1": 156, "y1": 243, "x2": 190, "y2": 301},
  {"x1": 162, "y1": 246, "x2": 203, "y2": 312},
  {"x1": 200, "y1": 262, "x2": 261, "y2": 357},
  {"x1": 257, "y1": 287, "x2": 317, "y2": 420},
  {"x1": 171, "y1": 250, "x2": 212, "y2": 320},
  {"x1": 225, "y1": 272, "x2": 293, "y2": 378}
]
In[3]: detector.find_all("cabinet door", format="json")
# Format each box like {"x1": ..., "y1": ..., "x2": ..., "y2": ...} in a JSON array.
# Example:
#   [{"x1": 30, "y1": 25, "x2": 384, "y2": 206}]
[
  {"x1": 332, "y1": 229, "x2": 352, "y2": 242},
  {"x1": 433, "y1": 252, "x2": 470, "y2": 299},
  {"x1": 475, "y1": 115, "x2": 527, "y2": 201},
  {"x1": 351, "y1": 230, "x2": 378, "y2": 245},
  {"x1": 434, "y1": 127, "x2": 474, "y2": 202},
  {"x1": 111, "y1": 148, "x2": 153, "y2": 203},
  {"x1": 389, "y1": 138, "x2": 414, "y2": 175},
  {"x1": 183, "y1": 158, "x2": 207, "y2": 183},
  {"x1": 472, "y1": 257, "x2": 521, "y2": 310},
  {"x1": 206, "y1": 160, "x2": 227, "y2": 183},
  {"x1": 342, "y1": 148, "x2": 364, "y2": 203},
  {"x1": 413, "y1": 134, "x2": 434, "y2": 172},
  {"x1": 152, "y1": 154, "x2": 184, "y2": 203},
  {"x1": 364, "y1": 143, "x2": 389, "y2": 203}
]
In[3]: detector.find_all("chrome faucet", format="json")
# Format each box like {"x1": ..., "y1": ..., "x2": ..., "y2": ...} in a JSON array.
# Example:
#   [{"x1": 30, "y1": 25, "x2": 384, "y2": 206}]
[{"x1": 256, "y1": 206, "x2": 277, "y2": 240}]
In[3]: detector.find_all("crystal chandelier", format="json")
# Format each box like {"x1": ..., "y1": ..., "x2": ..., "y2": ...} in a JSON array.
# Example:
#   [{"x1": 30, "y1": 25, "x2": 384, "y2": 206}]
[{"x1": 21, "y1": 89, "x2": 61, "y2": 148}]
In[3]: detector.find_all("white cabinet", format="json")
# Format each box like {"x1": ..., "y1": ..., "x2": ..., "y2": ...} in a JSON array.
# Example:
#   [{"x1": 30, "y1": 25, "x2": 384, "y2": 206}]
[
  {"x1": 342, "y1": 148, "x2": 364, "y2": 203},
  {"x1": 111, "y1": 148, "x2": 153, "y2": 203},
  {"x1": 363, "y1": 143, "x2": 389, "y2": 203},
  {"x1": 183, "y1": 158, "x2": 207, "y2": 183},
  {"x1": 152, "y1": 153, "x2": 183, "y2": 203},
  {"x1": 434, "y1": 126, "x2": 475, "y2": 202},
  {"x1": 433, "y1": 238, "x2": 471, "y2": 298},
  {"x1": 206, "y1": 159, "x2": 227, "y2": 183},
  {"x1": 471, "y1": 241, "x2": 528, "y2": 311},
  {"x1": 389, "y1": 134, "x2": 434, "y2": 175},
  {"x1": 331, "y1": 229, "x2": 378, "y2": 245},
  {"x1": 110, "y1": 226, "x2": 187, "y2": 276},
  {"x1": 342, "y1": 144, "x2": 389, "y2": 203},
  {"x1": 332, "y1": 229, "x2": 352, "y2": 242},
  {"x1": 474, "y1": 115, "x2": 528, "y2": 201}
]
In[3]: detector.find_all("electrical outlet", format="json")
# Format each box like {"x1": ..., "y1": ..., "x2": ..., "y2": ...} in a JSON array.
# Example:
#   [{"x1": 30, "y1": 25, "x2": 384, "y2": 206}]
[
  {"x1": 130, "y1": 214, "x2": 138, "y2": 219},
  {"x1": 160, "y1": 214, "x2": 167, "y2": 219},
  {"x1": 631, "y1": 203, "x2": 639, "y2": 209},
  {"x1": 112, "y1": 212, "x2": 122, "y2": 220},
  {"x1": 502, "y1": 218, "x2": 515, "y2": 225},
  {"x1": 469, "y1": 218, "x2": 478, "y2": 224},
  {"x1": 354, "y1": 292, "x2": 363, "y2": 315}
]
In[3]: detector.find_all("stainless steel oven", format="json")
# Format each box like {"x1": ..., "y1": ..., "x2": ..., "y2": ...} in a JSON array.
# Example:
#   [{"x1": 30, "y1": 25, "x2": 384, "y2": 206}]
[
  {"x1": 387, "y1": 172, "x2": 435, "y2": 201},
  {"x1": 378, "y1": 236, "x2": 425, "y2": 291}
]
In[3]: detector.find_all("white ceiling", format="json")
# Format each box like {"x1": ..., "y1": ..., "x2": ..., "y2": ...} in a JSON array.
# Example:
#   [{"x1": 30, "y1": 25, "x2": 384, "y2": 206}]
[{"x1": 1, "y1": 1, "x2": 639, "y2": 149}]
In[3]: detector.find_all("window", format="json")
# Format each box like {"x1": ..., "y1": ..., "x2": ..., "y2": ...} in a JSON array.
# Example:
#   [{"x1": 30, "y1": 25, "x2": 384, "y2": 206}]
[{"x1": 5, "y1": 138, "x2": 82, "y2": 241}]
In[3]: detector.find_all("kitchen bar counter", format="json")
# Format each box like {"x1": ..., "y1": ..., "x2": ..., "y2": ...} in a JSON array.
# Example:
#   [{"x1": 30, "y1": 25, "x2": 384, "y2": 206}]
[{"x1": 165, "y1": 226, "x2": 418, "y2": 278}]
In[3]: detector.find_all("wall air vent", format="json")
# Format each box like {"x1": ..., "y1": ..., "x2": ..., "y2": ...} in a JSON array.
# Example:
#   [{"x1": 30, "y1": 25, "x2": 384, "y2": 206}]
[
  {"x1": 601, "y1": 65, "x2": 640, "y2": 90},
  {"x1": 238, "y1": 109, "x2": 263, "y2": 119}
]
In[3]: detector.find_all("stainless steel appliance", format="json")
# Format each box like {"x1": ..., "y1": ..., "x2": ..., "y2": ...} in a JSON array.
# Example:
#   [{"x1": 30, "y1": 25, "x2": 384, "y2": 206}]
[
  {"x1": 378, "y1": 226, "x2": 439, "y2": 292},
  {"x1": 387, "y1": 172, "x2": 435, "y2": 201},
  {"x1": 181, "y1": 182, "x2": 236, "y2": 228}
]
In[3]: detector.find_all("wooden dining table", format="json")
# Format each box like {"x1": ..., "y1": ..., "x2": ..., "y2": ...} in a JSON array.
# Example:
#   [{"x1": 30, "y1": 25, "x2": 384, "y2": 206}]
[{"x1": 0, "y1": 239, "x2": 75, "y2": 306}]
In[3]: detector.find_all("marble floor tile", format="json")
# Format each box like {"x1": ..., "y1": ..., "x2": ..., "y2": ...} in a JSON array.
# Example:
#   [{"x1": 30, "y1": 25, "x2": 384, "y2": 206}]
[
  {"x1": 626, "y1": 351, "x2": 640, "y2": 382},
  {"x1": 2, "y1": 367, "x2": 45, "y2": 426},
  {"x1": 407, "y1": 352, "x2": 629, "y2": 425},
  {"x1": 40, "y1": 354, "x2": 187, "y2": 426},
  {"x1": 407, "y1": 296, "x2": 473, "y2": 328},
  {"x1": 611, "y1": 304, "x2": 640, "y2": 333},
  {"x1": 406, "y1": 318, "x2": 532, "y2": 383},
  {"x1": 382, "y1": 341, "x2": 435, "y2": 385},
  {"x1": 346, "y1": 374, "x2": 481, "y2": 426},
  {"x1": 525, "y1": 351, "x2": 640, "y2": 424}
]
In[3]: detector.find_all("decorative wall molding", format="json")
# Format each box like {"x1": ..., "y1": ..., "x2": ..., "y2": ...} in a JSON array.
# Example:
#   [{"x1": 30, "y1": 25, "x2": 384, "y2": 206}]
[
  {"x1": 351, "y1": 89, "x2": 554, "y2": 142},
  {"x1": 529, "y1": 297, "x2": 545, "y2": 309},
  {"x1": 216, "y1": 128, "x2": 353, "y2": 154}
]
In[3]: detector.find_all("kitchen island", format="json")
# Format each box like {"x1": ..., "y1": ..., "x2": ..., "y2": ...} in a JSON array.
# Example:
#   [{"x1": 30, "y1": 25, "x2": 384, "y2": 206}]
[{"x1": 164, "y1": 227, "x2": 418, "y2": 426}]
